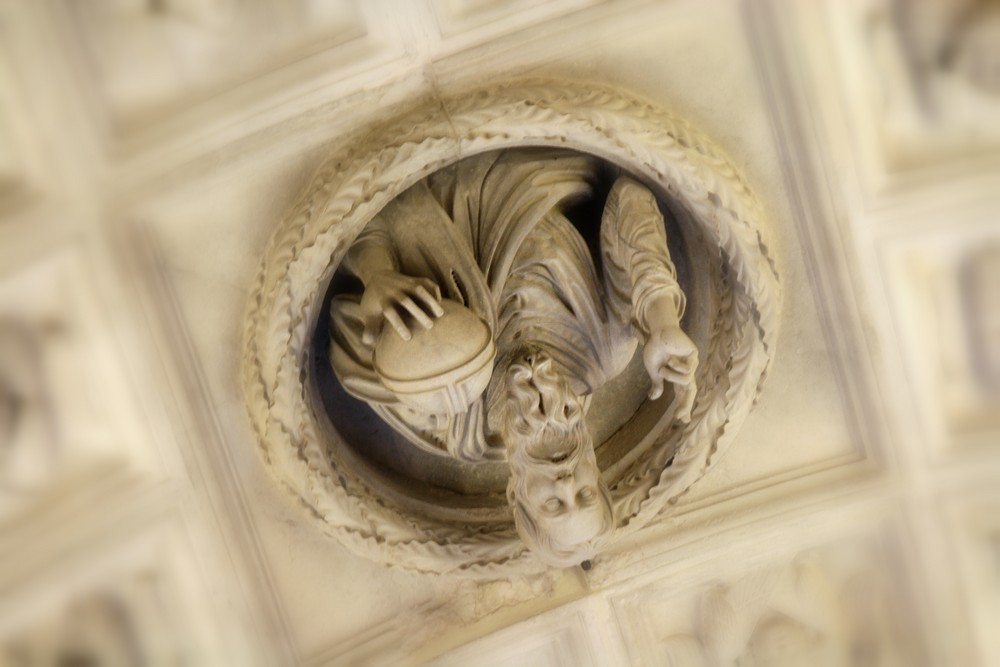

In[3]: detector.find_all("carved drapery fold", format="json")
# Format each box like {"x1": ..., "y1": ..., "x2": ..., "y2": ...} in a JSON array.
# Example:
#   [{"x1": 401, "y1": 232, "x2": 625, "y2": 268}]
[{"x1": 242, "y1": 81, "x2": 780, "y2": 576}]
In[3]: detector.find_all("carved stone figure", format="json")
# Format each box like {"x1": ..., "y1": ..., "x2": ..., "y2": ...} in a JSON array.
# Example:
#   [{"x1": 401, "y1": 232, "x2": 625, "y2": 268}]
[
  {"x1": 329, "y1": 149, "x2": 698, "y2": 567},
  {"x1": 245, "y1": 82, "x2": 780, "y2": 576}
]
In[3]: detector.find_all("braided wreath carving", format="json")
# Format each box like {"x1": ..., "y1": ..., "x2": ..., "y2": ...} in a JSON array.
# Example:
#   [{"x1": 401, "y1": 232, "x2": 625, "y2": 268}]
[{"x1": 243, "y1": 81, "x2": 780, "y2": 577}]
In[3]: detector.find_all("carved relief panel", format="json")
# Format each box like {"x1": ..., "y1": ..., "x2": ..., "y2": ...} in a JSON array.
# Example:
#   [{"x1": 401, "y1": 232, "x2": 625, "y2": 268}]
[
  {"x1": 0, "y1": 249, "x2": 153, "y2": 521},
  {"x1": 879, "y1": 218, "x2": 1000, "y2": 456},
  {"x1": 244, "y1": 81, "x2": 780, "y2": 573},
  {"x1": 0, "y1": 519, "x2": 243, "y2": 666},
  {"x1": 612, "y1": 536, "x2": 921, "y2": 666},
  {"x1": 5, "y1": 0, "x2": 998, "y2": 662},
  {"x1": 828, "y1": 0, "x2": 1000, "y2": 171},
  {"x1": 61, "y1": 0, "x2": 367, "y2": 126}
]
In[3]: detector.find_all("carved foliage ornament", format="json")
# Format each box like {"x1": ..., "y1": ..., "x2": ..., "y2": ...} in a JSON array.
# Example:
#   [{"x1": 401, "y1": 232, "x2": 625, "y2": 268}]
[{"x1": 243, "y1": 81, "x2": 780, "y2": 576}]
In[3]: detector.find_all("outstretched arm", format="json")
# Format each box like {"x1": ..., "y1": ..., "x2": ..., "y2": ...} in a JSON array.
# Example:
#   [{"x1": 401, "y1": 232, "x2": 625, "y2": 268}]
[{"x1": 601, "y1": 176, "x2": 698, "y2": 422}]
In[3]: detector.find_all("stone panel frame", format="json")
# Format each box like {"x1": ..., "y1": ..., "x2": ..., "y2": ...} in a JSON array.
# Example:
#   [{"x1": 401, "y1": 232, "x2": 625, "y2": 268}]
[{"x1": 243, "y1": 80, "x2": 780, "y2": 576}]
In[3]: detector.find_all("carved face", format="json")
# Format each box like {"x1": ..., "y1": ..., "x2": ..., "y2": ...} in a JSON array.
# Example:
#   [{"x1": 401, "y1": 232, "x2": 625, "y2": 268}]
[
  {"x1": 500, "y1": 350, "x2": 615, "y2": 567},
  {"x1": 520, "y1": 446, "x2": 607, "y2": 548}
]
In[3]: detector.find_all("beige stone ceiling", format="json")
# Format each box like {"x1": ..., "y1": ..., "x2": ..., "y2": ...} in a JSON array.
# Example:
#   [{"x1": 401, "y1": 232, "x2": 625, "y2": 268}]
[{"x1": 0, "y1": 0, "x2": 997, "y2": 664}]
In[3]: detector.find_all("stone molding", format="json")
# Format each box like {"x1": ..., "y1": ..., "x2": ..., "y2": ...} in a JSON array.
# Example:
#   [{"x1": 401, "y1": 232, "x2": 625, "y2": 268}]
[{"x1": 242, "y1": 80, "x2": 780, "y2": 576}]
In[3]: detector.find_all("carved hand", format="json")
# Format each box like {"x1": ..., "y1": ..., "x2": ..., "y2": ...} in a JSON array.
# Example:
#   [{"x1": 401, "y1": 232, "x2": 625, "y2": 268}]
[
  {"x1": 643, "y1": 323, "x2": 699, "y2": 424},
  {"x1": 359, "y1": 270, "x2": 444, "y2": 345}
]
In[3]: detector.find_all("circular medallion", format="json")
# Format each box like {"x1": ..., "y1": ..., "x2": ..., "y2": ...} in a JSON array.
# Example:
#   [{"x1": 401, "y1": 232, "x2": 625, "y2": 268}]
[{"x1": 243, "y1": 81, "x2": 780, "y2": 576}]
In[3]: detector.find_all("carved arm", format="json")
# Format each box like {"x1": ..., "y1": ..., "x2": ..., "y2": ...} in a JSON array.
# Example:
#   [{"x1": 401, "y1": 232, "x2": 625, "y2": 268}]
[
  {"x1": 601, "y1": 176, "x2": 698, "y2": 420},
  {"x1": 342, "y1": 217, "x2": 443, "y2": 344},
  {"x1": 600, "y1": 176, "x2": 686, "y2": 335}
]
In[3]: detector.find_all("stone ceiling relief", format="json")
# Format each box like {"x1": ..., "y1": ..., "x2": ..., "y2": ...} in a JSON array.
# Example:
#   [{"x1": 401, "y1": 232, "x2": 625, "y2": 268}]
[
  {"x1": 106, "y1": 2, "x2": 891, "y2": 658},
  {"x1": 1, "y1": 0, "x2": 997, "y2": 663},
  {"x1": 243, "y1": 81, "x2": 781, "y2": 575}
]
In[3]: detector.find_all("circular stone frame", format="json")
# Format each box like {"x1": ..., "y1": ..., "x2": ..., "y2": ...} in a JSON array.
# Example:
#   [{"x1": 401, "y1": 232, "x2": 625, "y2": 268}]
[{"x1": 243, "y1": 81, "x2": 781, "y2": 577}]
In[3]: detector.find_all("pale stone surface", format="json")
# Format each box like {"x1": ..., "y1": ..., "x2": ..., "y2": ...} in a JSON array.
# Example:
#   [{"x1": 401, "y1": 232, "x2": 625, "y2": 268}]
[
  {"x1": 325, "y1": 152, "x2": 698, "y2": 567},
  {"x1": 243, "y1": 81, "x2": 780, "y2": 577},
  {"x1": 0, "y1": 0, "x2": 998, "y2": 663}
]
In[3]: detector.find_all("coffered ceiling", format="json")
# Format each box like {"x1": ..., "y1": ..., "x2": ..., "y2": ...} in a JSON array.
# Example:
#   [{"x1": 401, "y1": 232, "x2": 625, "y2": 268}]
[{"x1": 0, "y1": 0, "x2": 997, "y2": 664}]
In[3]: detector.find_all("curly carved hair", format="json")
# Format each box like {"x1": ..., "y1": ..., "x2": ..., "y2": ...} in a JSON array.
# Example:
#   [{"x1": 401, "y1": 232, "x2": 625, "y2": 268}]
[{"x1": 496, "y1": 350, "x2": 614, "y2": 568}]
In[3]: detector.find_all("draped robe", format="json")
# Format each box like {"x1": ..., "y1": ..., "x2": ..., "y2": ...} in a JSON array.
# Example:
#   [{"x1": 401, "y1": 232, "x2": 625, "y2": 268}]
[{"x1": 330, "y1": 150, "x2": 685, "y2": 462}]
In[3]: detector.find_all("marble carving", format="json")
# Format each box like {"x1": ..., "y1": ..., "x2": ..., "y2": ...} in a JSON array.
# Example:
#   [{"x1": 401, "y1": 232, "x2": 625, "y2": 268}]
[
  {"x1": 329, "y1": 150, "x2": 697, "y2": 566},
  {"x1": 243, "y1": 82, "x2": 780, "y2": 575}
]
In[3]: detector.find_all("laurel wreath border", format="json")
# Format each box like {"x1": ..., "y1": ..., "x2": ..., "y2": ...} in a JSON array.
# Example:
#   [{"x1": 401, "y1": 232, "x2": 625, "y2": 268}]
[{"x1": 242, "y1": 81, "x2": 780, "y2": 577}]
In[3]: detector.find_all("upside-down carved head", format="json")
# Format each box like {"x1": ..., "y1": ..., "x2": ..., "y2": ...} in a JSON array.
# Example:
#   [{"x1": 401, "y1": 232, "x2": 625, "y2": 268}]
[{"x1": 496, "y1": 349, "x2": 614, "y2": 568}]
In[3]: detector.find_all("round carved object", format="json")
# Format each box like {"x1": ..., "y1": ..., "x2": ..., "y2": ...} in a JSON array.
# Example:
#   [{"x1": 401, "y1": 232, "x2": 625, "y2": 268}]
[
  {"x1": 373, "y1": 299, "x2": 496, "y2": 415},
  {"x1": 243, "y1": 80, "x2": 781, "y2": 577}
]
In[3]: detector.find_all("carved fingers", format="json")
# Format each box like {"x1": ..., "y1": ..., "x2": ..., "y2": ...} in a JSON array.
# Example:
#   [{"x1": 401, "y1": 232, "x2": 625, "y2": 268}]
[
  {"x1": 644, "y1": 325, "x2": 699, "y2": 423},
  {"x1": 360, "y1": 271, "x2": 443, "y2": 345},
  {"x1": 672, "y1": 380, "x2": 697, "y2": 424},
  {"x1": 398, "y1": 295, "x2": 435, "y2": 330},
  {"x1": 379, "y1": 306, "x2": 410, "y2": 343}
]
